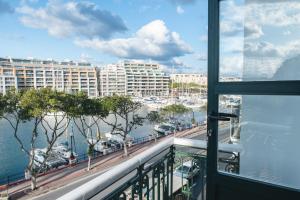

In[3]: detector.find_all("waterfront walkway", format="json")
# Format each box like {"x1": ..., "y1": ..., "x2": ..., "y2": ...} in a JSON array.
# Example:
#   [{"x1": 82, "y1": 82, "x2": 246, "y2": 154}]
[{"x1": 1, "y1": 126, "x2": 207, "y2": 200}]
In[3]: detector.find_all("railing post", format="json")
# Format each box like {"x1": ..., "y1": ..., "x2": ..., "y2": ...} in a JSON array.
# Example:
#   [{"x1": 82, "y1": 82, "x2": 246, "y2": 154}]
[
  {"x1": 138, "y1": 165, "x2": 144, "y2": 200},
  {"x1": 170, "y1": 145, "x2": 175, "y2": 200}
]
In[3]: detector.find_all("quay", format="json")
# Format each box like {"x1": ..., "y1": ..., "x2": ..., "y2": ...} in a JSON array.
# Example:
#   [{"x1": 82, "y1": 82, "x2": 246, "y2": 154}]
[{"x1": 0, "y1": 126, "x2": 207, "y2": 200}]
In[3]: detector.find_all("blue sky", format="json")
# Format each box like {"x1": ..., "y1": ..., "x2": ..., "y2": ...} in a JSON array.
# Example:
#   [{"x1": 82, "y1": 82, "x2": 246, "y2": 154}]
[{"x1": 0, "y1": 0, "x2": 208, "y2": 73}]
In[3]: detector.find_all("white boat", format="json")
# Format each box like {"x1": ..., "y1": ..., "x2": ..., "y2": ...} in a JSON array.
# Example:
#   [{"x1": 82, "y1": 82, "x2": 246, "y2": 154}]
[
  {"x1": 154, "y1": 123, "x2": 176, "y2": 136},
  {"x1": 52, "y1": 142, "x2": 78, "y2": 161},
  {"x1": 105, "y1": 132, "x2": 134, "y2": 146},
  {"x1": 31, "y1": 148, "x2": 68, "y2": 169},
  {"x1": 88, "y1": 138, "x2": 114, "y2": 154}
]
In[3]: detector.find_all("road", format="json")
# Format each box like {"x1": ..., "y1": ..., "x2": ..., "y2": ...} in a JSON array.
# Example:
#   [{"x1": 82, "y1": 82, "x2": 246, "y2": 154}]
[{"x1": 23, "y1": 126, "x2": 231, "y2": 200}]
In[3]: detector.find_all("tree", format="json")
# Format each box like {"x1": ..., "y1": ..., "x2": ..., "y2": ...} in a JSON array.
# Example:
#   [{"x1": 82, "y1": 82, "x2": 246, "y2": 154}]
[
  {"x1": 70, "y1": 92, "x2": 109, "y2": 171},
  {"x1": 147, "y1": 111, "x2": 163, "y2": 124},
  {"x1": 0, "y1": 89, "x2": 72, "y2": 190},
  {"x1": 19, "y1": 88, "x2": 72, "y2": 190},
  {"x1": 161, "y1": 104, "x2": 191, "y2": 118},
  {"x1": 101, "y1": 95, "x2": 144, "y2": 157}
]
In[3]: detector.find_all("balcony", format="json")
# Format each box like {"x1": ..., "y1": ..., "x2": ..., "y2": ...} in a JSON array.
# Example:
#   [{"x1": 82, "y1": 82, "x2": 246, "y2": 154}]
[{"x1": 58, "y1": 137, "x2": 240, "y2": 200}]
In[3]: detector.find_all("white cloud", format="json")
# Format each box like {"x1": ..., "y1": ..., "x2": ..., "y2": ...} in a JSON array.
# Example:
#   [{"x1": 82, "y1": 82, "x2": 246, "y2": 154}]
[
  {"x1": 220, "y1": 55, "x2": 243, "y2": 77},
  {"x1": 176, "y1": 6, "x2": 184, "y2": 14},
  {"x1": 195, "y1": 53, "x2": 207, "y2": 61},
  {"x1": 16, "y1": 0, "x2": 127, "y2": 39},
  {"x1": 75, "y1": 20, "x2": 192, "y2": 61},
  {"x1": 245, "y1": 41, "x2": 281, "y2": 58},
  {"x1": 245, "y1": 2, "x2": 300, "y2": 27},
  {"x1": 242, "y1": 40, "x2": 300, "y2": 79},
  {"x1": 220, "y1": 0, "x2": 300, "y2": 77},
  {"x1": 245, "y1": 22, "x2": 264, "y2": 39},
  {"x1": 220, "y1": 0, "x2": 244, "y2": 36}
]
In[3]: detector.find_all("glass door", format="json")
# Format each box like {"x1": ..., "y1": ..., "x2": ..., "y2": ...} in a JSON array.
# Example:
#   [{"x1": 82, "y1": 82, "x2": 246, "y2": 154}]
[{"x1": 207, "y1": 0, "x2": 300, "y2": 199}]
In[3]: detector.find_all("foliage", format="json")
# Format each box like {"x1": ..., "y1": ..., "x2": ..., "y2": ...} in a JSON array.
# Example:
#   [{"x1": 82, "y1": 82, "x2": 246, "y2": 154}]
[
  {"x1": 70, "y1": 92, "x2": 109, "y2": 169},
  {"x1": 160, "y1": 104, "x2": 191, "y2": 117},
  {"x1": 101, "y1": 95, "x2": 144, "y2": 136},
  {"x1": 146, "y1": 111, "x2": 163, "y2": 124},
  {"x1": 101, "y1": 95, "x2": 144, "y2": 156},
  {"x1": 0, "y1": 88, "x2": 73, "y2": 190}
]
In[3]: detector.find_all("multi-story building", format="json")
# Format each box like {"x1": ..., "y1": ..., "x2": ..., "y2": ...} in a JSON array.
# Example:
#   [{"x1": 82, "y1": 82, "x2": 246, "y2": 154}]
[
  {"x1": 99, "y1": 64, "x2": 127, "y2": 96},
  {"x1": 99, "y1": 62, "x2": 169, "y2": 97},
  {"x1": 170, "y1": 73, "x2": 207, "y2": 85},
  {"x1": 0, "y1": 57, "x2": 98, "y2": 97}
]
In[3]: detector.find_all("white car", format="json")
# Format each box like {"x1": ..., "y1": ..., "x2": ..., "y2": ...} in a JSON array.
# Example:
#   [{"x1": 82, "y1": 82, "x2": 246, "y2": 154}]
[{"x1": 173, "y1": 161, "x2": 200, "y2": 179}]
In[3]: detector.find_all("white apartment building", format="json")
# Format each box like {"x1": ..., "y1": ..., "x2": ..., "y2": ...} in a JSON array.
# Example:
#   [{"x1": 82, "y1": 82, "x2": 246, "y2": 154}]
[
  {"x1": 99, "y1": 64, "x2": 127, "y2": 96},
  {"x1": 0, "y1": 57, "x2": 98, "y2": 97},
  {"x1": 99, "y1": 62, "x2": 169, "y2": 97},
  {"x1": 170, "y1": 73, "x2": 207, "y2": 85}
]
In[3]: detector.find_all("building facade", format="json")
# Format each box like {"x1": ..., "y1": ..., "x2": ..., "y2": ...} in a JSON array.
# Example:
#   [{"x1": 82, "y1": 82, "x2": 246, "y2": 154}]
[
  {"x1": 99, "y1": 62, "x2": 169, "y2": 97},
  {"x1": 99, "y1": 64, "x2": 127, "y2": 96},
  {"x1": 170, "y1": 73, "x2": 207, "y2": 85},
  {"x1": 0, "y1": 57, "x2": 98, "y2": 97}
]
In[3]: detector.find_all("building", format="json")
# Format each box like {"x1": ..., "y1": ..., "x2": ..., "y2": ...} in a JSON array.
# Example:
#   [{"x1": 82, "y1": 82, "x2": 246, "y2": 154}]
[
  {"x1": 0, "y1": 57, "x2": 98, "y2": 97},
  {"x1": 99, "y1": 62, "x2": 169, "y2": 97},
  {"x1": 99, "y1": 64, "x2": 127, "y2": 96},
  {"x1": 170, "y1": 73, "x2": 207, "y2": 85}
]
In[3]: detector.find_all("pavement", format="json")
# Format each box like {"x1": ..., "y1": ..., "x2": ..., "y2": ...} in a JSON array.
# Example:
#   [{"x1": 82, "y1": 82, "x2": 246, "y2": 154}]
[
  {"x1": 2, "y1": 126, "x2": 203, "y2": 200},
  {"x1": 2, "y1": 124, "x2": 232, "y2": 200}
]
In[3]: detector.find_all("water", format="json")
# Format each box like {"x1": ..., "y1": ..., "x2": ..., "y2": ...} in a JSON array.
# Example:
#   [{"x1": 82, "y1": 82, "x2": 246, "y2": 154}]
[{"x1": 0, "y1": 107, "x2": 206, "y2": 179}]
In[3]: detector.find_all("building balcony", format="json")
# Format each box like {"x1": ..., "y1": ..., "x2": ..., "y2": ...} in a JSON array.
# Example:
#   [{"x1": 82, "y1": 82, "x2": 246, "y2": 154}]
[{"x1": 58, "y1": 137, "x2": 240, "y2": 200}]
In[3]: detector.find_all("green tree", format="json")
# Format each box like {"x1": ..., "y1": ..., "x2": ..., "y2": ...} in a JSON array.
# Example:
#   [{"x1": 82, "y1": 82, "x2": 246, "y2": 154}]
[
  {"x1": 0, "y1": 89, "x2": 72, "y2": 190},
  {"x1": 101, "y1": 95, "x2": 144, "y2": 157},
  {"x1": 19, "y1": 88, "x2": 71, "y2": 190},
  {"x1": 146, "y1": 111, "x2": 163, "y2": 124},
  {"x1": 161, "y1": 104, "x2": 191, "y2": 119},
  {"x1": 70, "y1": 92, "x2": 109, "y2": 171}
]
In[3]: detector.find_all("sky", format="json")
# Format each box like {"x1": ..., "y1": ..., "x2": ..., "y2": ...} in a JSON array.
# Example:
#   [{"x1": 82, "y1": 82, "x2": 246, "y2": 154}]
[
  {"x1": 219, "y1": 0, "x2": 300, "y2": 80},
  {"x1": 0, "y1": 0, "x2": 208, "y2": 74},
  {"x1": 0, "y1": 0, "x2": 299, "y2": 78}
]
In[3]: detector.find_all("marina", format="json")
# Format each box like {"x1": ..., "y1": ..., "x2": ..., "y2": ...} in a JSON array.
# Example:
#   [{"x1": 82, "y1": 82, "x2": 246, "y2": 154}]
[{"x1": 0, "y1": 106, "x2": 206, "y2": 180}]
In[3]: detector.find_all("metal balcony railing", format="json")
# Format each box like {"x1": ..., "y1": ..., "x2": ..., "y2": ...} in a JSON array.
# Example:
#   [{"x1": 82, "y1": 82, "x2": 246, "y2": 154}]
[{"x1": 57, "y1": 138, "x2": 241, "y2": 200}]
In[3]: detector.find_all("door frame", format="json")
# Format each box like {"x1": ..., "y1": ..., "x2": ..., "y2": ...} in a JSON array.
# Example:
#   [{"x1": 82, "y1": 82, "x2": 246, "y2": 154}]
[{"x1": 206, "y1": 0, "x2": 300, "y2": 200}]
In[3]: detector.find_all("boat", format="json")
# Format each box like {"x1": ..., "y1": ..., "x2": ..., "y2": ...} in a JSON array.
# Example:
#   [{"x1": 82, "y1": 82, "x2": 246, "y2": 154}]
[
  {"x1": 52, "y1": 142, "x2": 78, "y2": 161},
  {"x1": 88, "y1": 138, "x2": 114, "y2": 155},
  {"x1": 32, "y1": 148, "x2": 68, "y2": 169},
  {"x1": 154, "y1": 123, "x2": 176, "y2": 136},
  {"x1": 105, "y1": 131, "x2": 134, "y2": 147}
]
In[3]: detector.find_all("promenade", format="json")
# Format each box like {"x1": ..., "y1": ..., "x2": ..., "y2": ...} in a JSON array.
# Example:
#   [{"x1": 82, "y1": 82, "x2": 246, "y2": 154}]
[{"x1": 1, "y1": 126, "x2": 207, "y2": 200}]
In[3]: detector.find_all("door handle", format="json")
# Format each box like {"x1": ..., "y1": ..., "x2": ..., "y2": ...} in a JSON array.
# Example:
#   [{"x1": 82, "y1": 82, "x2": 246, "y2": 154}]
[{"x1": 208, "y1": 112, "x2": 238, "y2": 121}]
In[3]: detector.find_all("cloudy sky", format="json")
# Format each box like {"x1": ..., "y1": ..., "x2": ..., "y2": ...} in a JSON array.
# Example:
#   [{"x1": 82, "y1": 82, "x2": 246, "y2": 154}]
[
  {"x1": 0, "y1": 0, "x2": 208, "y2": 73},
  {"x1": 220, "y1": 0, "x2": 300, "y2": 80},
  {"x1": 0, "y1": 0, "x2": 298, "y2": 77}
]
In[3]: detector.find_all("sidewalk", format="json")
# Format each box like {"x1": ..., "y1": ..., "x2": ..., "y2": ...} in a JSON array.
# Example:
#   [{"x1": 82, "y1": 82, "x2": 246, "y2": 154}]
[{"x1": 3, "y1": 127, "x2": 203, "y2": 200}]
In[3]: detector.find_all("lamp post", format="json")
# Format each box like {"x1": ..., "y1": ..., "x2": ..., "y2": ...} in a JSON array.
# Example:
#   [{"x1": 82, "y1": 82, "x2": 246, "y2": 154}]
[{"x1": 69, "y1": 125, "x2": 76, "y2": 165}]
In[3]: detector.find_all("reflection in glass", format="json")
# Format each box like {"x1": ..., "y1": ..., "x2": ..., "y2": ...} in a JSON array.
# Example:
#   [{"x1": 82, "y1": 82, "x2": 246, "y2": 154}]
[
  {"x1": 218, "y1": 94, "x2": 300, "y2": 190},
  {"x1": 220, "y1": 0, "x2": 300, "y2": 81}
]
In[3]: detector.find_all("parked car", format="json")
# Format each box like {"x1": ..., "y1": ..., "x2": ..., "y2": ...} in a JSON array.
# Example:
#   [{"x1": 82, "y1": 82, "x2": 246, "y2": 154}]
[{"x1": 173, "y1": 161, "x2": 200, "y2": 179}]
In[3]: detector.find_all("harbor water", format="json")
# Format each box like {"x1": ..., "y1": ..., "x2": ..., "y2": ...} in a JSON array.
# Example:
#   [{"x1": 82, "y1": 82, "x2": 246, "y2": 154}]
[{"x1": 0, "y1": 106, "x2": 206, "y2": 179}]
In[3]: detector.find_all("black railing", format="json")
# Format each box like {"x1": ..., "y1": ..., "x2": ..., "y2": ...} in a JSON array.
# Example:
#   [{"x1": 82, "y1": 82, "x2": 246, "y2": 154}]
[{"x1": 104, "y1": 146, "x2": 175, "y2": 200}]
